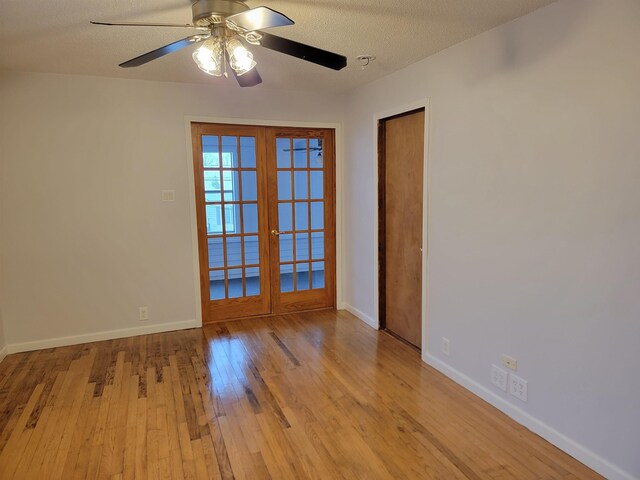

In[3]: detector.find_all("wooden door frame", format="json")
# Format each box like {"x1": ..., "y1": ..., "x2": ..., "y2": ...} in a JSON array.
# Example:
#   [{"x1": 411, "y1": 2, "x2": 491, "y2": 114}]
[
  {"x1": 374, "y1": 100, "x2": 430, "y2": 354},
  {"x1": 184, "y1": 116, "x2": 344, "y2": 326}
]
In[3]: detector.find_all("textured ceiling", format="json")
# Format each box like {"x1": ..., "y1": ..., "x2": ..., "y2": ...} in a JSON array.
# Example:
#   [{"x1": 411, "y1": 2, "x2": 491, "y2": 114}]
[{"x1": 0, "y1": 0, "x2": 555, "y2": 92}]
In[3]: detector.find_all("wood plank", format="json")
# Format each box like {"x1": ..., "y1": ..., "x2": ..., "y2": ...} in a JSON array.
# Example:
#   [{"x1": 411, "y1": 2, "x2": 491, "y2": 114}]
[{"x1": 0, "y1": 383, "x2": 44, "y2": 478}]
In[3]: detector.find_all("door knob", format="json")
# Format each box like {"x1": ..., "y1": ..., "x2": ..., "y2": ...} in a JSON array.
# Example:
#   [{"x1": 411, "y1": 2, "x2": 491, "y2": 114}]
[{"x1": 271, "y1": 229, "x2": 282, "y2": 236}]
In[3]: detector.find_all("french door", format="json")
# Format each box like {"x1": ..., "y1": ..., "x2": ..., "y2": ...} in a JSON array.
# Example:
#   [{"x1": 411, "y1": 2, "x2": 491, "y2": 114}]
[{"x1": 191, "y1": 123, "x2": 336, "y2": 323}]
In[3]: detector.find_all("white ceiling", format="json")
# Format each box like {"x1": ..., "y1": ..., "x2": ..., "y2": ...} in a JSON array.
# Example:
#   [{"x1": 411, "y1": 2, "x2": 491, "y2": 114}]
[{"x1": 0, "y1": 0, "x2": 555, "y2": 92}]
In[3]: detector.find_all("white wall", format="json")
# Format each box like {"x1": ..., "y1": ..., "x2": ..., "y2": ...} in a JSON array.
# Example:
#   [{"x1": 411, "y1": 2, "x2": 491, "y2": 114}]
[
  {"x1": 343, "y1": 0, "x2": 640, "y2": 479},
  {"x1": 0, "y1": 71, "x2": 344, "y2": 349}
]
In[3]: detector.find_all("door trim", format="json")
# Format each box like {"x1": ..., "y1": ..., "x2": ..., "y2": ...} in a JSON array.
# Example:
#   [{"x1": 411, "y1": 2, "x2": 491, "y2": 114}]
[
  {"x1": 373, "y1": 99, "x2": 431, "y2": 354},
  {"x1": 184, "y1": 116, "x2": 344, "y2": 326}
]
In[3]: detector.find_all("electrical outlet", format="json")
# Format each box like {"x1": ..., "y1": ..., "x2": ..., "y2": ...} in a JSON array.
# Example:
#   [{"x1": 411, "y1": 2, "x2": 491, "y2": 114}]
[
  {"x1": 491, "y1": 364, "x2": 508, "y2": 391},
  {"x1": 441, "y1": 337, "x2": 450, "y2": 356},
  {"x1": 501, "y1": 354, "x2": 518, "y2": 371},
  {"x1": 509, "y1": 374, "x2": 528, "y2": 402},
  {"x1": 139, "y1": 306, "x2": 149, "y2": 321}
]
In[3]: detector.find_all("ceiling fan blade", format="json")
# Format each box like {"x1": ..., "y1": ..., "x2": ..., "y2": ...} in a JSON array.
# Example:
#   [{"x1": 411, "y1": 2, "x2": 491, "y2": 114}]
[
  {"x1": 119, "y1": 34, "x2": 208, "y2": 68},
  {"x1": 90, "y1": 21, "x2": 209, "y2": 31},
  {"x1": 258, "y1": 32, "x2": 347, "y2": 71},
  {"x1": 226, "y1": 7, "x2": 294, "y2": 32},
  {"x1": 232, "y1": 67, "x2": 263, "y2": 87}
]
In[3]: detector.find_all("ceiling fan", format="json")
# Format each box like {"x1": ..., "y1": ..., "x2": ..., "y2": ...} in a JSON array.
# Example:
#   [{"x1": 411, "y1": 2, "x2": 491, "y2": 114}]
[{"x1": 91, "y1": 0, "x2": 348, "y2": 87}]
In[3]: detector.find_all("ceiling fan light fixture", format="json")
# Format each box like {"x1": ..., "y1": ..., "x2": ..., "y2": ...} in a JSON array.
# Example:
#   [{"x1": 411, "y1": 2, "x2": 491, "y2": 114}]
[
  {"x1": 93, "y1": 0, "x2": 348, "y2": 86},
  {"x1": 192, "y1": 37, "x2": 223, "y2": 76},
  {"x1": 226, "y1": 38, "x2": 257, "y2": 76}
]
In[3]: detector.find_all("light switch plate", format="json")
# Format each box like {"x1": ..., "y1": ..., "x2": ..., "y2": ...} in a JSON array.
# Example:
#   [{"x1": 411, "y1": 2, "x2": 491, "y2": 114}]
[{"x1": 162, "y1": 190, "x2": 175, "y2": 202}]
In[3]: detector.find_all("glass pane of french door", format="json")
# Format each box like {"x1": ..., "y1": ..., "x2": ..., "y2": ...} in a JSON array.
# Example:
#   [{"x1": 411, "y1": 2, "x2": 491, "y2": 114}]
[
  {"x1": 274, "y1": 138, "x2": 324, "y2": 292},
  {"x1": 192, "y1": 123, "x2": 271, "y2": 322},
  {"x1": 268, "y1": 128, "x2": 336, "y2": 313}
]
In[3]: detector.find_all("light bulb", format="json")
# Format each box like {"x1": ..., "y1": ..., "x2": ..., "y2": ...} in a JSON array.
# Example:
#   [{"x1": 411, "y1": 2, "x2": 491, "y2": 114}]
[
  {"x1": 226, "y1": 38, "x2": 257, "y2": 76},
  {"x1": 192, "y1": 38, "x2": 223, "y2": 76}
]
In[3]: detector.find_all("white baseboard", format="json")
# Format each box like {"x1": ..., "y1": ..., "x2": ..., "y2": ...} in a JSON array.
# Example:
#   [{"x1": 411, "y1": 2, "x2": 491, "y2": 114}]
[
  {"x1": 423, "y1": 352, "x2": 637, "y2": 480},
  {"x1": 6, "y1": 319, "x2": 201, "y2": 354},
  {"x1": 0, "y1": 344, "x2": 8, "y2": 363},
  {"x1": 342, "y1": 303, "x2": 378, "y2": 329}
]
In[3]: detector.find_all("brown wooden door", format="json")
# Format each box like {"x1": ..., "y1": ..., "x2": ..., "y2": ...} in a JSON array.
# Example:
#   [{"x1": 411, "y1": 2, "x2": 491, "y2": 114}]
[
  {"x1": 380, "y1": 109, "x2": 425, "y2": 348},
  {"x1": 192, "y1": 123, "x2": 336, "y2": 323},
  {"x1": 266, "y1": 128, "x2": 336, "y2": 313}
]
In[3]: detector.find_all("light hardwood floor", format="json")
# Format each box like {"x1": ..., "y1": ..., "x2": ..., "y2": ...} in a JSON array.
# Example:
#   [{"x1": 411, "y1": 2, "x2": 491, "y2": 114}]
[{"x1": 0, "y1": 310, "x2": 601, "y2": 479}]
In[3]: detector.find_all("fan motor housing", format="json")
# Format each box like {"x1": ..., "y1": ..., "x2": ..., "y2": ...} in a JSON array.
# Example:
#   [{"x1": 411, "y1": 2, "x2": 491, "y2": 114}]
[{"x1": 192, "y1": 0, "x2": 249, "y2": 26}]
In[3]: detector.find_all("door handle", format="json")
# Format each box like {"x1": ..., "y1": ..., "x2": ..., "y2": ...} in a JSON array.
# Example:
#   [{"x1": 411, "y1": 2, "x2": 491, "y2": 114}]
[{"x1": 271, "y1": 229, "x2": 282, "y2": 236}]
